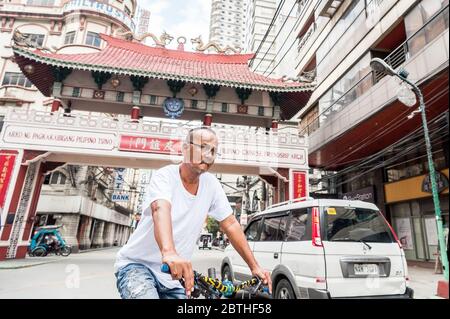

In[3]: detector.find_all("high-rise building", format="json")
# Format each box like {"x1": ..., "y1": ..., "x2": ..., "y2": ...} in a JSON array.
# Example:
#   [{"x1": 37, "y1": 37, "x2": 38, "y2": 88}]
[
  {"x1": 245, "y1": 0, "x2": 298, "y2": 77},
  {"x1": 135, "y1": 5, "x2": 151, "y2": 39},
  {"x1": 209, "y1": 0, "x2": 248, "y2": 51}
]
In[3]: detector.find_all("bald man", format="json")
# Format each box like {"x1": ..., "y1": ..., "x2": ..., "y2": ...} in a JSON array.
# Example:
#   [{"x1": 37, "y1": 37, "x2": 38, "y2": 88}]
[{"x1": 114, "y1": 127, "x2": 271, "y2": 299}]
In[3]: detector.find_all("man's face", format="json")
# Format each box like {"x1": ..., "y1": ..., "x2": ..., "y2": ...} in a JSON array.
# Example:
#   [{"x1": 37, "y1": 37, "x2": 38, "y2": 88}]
[{"x1": 183, "y1": 129, "x2": 219, "y2": 174}]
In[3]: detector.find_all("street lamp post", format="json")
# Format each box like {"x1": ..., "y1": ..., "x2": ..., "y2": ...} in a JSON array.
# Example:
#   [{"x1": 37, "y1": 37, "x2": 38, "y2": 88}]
[{"x1": 370, "y1": 58, "x2": 449, "y2": 282}]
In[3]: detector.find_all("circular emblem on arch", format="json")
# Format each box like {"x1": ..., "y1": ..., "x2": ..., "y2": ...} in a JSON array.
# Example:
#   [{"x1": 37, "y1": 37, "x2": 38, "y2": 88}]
[{"x1": 163, "y1": 97, "x2": 185, "y2": 119}]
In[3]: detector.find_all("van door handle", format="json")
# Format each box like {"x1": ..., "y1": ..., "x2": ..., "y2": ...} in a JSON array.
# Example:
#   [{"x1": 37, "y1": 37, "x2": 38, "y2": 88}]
[{"x1": 274, "y1": 253, "x2": 279, "y2": 259}]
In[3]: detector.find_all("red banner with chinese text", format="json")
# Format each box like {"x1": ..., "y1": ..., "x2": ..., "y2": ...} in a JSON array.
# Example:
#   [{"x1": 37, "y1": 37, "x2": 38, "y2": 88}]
[
  {"x1": 119, "y1": 135, "x2": 182, "y2": 155},
  {"x1": 291, "y1": 170, "x2": 307, "y2": 200},
  {"x1": 0, "y1": 153, "x2": 16, "y2": 210}
]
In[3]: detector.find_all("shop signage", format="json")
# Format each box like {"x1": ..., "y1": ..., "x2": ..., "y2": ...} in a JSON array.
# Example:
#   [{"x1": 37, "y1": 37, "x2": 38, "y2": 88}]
[
  {"x1": 119, "y1": 135, "x2": 183, "y2": 155},
  {"x1": 112, "y1": 193, "x2": 130, "y2": 202},
  {"x1": 290, "y1": 170, "x2": 308, "y2": 200},
  {"x1": 114, "y1": 168, "x2": 125, "y2": 190},
  {"x1": 0, "y1": 152, "x2": 16, "y2": 211},
  {"x1": 219, "y1": 145, "x2": 307, "y2": 167},
  {"x1": 112, "y1": 168, "x2": 129, "y2": 202},
  {"x1": 2, "y1": 126, "x2": 116, "y2": 150},
  {"x1": 119, "y1": 135, "x2": 308, "y2": 167},
  {"x1": 62, "y1": 0, "x2": 136, "y2": 32},
  {"x1": 341, "y1": 186, "x2": 376, "y2": 203},
  {"x1": 422, "y1": 171, "x2": 449, "y2": 193}
]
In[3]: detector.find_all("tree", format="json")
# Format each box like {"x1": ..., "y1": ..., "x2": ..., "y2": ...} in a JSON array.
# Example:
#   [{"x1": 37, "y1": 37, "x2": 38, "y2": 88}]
[{"x1": 206, "y1": 217, "x2": 220, "y2": 236}]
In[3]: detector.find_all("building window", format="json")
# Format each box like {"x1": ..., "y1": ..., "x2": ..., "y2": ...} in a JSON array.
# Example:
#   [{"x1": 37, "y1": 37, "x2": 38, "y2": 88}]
[
  {"x1": 23, "y1": 33, "x2": 45, "y2": 47},
  {"x1": 116, "y1": 92, "x2": 124, "y2": 102},
  {"x1": 72, "y1": 87, "x2": 80, "y2": 97},
  {"x1": 318, "y1": 52, "x2": 373, "y2": 124},
  {"x1": 191, "y1": 100, "x2": 198, "y2": 109},
  {"x1": 2, "y1": 72, "x2": 32, "y2": 87},
  {"x1": 405, "y1": 2, "x2": 449, "y2": 56},
  {"x1": 64, "y1": 31, "x2": 76, "y2": 45},
  {"x1": 221, "y1": 103, "x2": 228, "y2": 112},
  {"x1": 85, "y1": 32, "x2": 101, "y2": 47},
  {"x1": 258, "y1": 106, "x2": 265, "y2": 116},
  {"x1": 150, "y1": 95, "x2": 157, "y2": 104}
]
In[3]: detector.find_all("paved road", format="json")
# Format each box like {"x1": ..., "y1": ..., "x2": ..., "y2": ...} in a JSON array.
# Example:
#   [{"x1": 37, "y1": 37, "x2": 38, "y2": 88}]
[
  {"x1": 0, "y1": 247, "x2": 225, "y2": 299},
  {"x1": 0, "y1": 247, "x2": 443, "y2": 299}
]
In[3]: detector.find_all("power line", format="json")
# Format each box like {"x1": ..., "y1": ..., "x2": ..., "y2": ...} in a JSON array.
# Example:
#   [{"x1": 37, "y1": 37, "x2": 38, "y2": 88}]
[
  {"x1": 319, "y1": 81, "x2": 449, "y2": 170},
  {"x1": 252, "y1": 0, "x2": 297, "y2": 71},
  {"x1": 261, "y1": 0, "x2": 321, "y2": 76},
  {"x1": 330, "y1": 124, "x2": 448, "y2": 190},
  {"x1": 305, "y1": 69, "x2": 449, "y2": 170},
  {"x1": 326, "y1": 115, "x2": 448, "y2": 182},
  {"x1": 249, "y1": 0, "x2": 286, "y2": 67},
  {"x1": 313, "y1": 111, "x2": 449, "y2": 193},
  {"x1": 309, "y1": 93, "x2": 449, "y2": 183}
]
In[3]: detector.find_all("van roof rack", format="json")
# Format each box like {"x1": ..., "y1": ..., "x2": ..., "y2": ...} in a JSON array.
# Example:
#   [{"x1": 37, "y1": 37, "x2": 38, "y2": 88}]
[{"x1": 266, "y1": 197, "x2": 315, "y2": 210}]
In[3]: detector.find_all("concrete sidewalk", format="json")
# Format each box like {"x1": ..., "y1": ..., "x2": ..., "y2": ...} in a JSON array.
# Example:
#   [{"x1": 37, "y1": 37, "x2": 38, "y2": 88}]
[
  {"x1": 0, "y1": 246, "x2": 120, "y2": 270},
  {"x1": 407, "y1": 264, "x2": 446, "y2": 299},
  {"x1": 0, "y1": 256, "x2": 61, "y2": 270}
]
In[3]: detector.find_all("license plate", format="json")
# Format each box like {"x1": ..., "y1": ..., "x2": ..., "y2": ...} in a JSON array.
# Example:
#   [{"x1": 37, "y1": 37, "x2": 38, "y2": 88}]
[{"x1": 354, "y1": 263, "x2": 379, "y2": 275}]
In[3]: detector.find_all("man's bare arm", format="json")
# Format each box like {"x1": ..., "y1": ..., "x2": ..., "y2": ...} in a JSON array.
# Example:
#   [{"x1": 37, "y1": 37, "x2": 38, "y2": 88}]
[
  {"x1": 219, "y1": 214, "x2": 272, "y2": 292},
  {"x1": 151, "y1": 199, "x2": 194, "y2": 295},
  {"x1": 151, "y1": 200, "x2": 176, "y2": 256}
]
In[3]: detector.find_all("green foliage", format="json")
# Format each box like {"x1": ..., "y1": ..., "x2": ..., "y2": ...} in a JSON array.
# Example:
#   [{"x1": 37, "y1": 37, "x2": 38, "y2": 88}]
[{"x1": 206, "y1": 217, "x2": 220, "y2": 236}]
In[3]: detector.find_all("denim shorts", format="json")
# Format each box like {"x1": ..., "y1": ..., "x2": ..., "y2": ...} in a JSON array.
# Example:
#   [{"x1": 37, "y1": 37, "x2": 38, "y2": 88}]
[{"x1": 115, "y1": 263, "x2": 186, "y2": 299}]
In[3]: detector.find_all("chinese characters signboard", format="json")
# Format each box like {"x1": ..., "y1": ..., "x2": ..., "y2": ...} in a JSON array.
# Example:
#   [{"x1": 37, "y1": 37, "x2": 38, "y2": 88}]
[
  {"x1": 0, "y1": 152, "x2": 16, "y2": 211},
  {"x1": 119, "y1": 135, "x2": 182, "y2": 155},
  {"x1": 291, "y1": 170, "x2": 308, "y2": 200}
]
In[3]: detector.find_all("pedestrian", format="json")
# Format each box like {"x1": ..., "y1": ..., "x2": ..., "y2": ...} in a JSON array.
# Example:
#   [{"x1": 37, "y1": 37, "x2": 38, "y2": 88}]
[{"x1": 114, "y1": 126, "x2": 271, "y2": 299}]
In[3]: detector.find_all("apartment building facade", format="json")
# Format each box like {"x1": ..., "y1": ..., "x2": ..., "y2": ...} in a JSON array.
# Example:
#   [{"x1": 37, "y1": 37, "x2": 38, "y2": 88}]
[{"x1": 294, "y1": 0, "x2": 449, "y2": 263}]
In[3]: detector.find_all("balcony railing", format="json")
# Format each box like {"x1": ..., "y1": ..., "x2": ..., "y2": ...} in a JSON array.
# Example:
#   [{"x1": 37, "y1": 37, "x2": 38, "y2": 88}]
[{"x1": 299, "y1": 5, "x2": 449, "y2": 136}]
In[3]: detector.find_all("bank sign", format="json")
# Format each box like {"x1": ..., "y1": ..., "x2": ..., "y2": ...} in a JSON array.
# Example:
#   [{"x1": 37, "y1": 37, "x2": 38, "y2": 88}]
[{"x1": 63, "y1": 0, "x2": 136, "y2": 32}]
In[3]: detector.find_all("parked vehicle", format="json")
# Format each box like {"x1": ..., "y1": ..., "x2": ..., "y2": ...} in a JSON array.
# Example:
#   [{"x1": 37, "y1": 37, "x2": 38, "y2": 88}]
[
  {"x1": 28, "y1": 225, "x2": 72, "y2": 257},
  {"x1": 221, "y1": 198, "x2": 414, "y2": 299},
  {"x1": 198, "y1": 233, "x2": 213, "y2": 250}
]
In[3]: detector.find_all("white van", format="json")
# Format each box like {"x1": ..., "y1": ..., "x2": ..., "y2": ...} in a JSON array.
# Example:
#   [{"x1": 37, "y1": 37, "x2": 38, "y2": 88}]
[{"x1": 221, "y1": 199, "x2": 414, "y2": 299}]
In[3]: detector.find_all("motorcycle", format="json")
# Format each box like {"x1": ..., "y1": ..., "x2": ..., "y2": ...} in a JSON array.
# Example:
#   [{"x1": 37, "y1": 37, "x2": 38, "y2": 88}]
[{"x1": 28, "y1": 225, "x2": 72, "y2": 257}]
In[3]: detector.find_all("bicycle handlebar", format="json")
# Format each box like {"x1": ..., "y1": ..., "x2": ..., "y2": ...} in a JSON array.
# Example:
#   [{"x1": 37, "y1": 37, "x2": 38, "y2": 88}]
[{"x1": 161, "y1": 263, "x2": 270, "y2": 299}]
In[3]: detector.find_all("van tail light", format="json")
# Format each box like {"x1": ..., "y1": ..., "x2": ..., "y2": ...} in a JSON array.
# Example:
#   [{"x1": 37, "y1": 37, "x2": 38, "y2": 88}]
[
  {"x1": 312, "y1": 207, "x2": 323, "y2": 247},
  {"x1": 381, "y1": 212, "x2": 402, "y2": 249},
  {"x1": 315, "y1": 277, "x2": 326, "y2": 283}
]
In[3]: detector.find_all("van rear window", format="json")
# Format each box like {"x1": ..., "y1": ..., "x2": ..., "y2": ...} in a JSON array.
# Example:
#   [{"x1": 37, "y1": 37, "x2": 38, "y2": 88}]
[{"x1": 324, "y1": 207, "x2": 395, "y2": 243}]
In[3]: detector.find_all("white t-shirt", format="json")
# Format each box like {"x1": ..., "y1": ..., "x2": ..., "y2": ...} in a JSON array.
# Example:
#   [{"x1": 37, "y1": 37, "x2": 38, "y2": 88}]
[{"x1": 114, "y1": 164, "x2": 233, "y2": 289}]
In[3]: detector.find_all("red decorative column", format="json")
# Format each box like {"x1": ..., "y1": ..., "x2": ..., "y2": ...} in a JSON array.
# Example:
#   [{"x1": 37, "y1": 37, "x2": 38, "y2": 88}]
[
  {"x1": 271, "y1": 120, "x2": 279, "y2": 131},
  {"x1": 51, "y1": 99, "x2": 61, "y2": 113},
  {"x1": 131, "y1": 106, "x2": 140, "y2": 122},
  {"x1": 203, "y1": 113, "x2": 213, "y2": 127},
  {"x1": 0, "y1": 151, "x2": 47, "y2": 260}
]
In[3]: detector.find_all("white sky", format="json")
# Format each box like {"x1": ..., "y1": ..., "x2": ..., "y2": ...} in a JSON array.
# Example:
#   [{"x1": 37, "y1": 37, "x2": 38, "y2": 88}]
[{"x1": 138, "y1": 0, "x2": 211, "y2": 51}]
